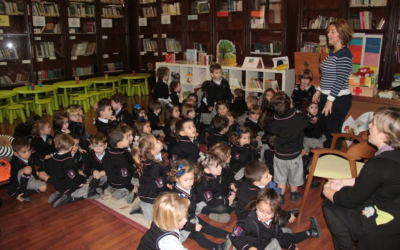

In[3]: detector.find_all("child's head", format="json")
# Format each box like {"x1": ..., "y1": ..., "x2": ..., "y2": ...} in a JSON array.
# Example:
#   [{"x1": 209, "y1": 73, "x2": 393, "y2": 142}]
[
  {"x1": 69, "y1": 133, "x2": 80, "y2": 155},
  {"x1": 170, "y1": 159, "x2": 199, "y2": 189},
  {"x1": 211, "y1": 115, "x2": 229, "y2": 134},
  {"x1": 149, "y1": 100, "x2": 162, "y2": 115},
  {"x1": 270, "y1": 91, "x2": 291, "y2": 117},
  {"x1": 90, "y1": 132, "x2": 108, "y2": 156},
  {"x1": 164, "y1": 104, "x2": 180, "y2": 121},
  {"x1": 234, "y1": 88, "x2": 245, "y2": 99},
  {"x1": 32, "y1": 120, "x2": 51, "y2": 136},
  {"x1": 175, "y1": 118, "x2": 197, "y2": 140},
  {"x1": 119, "y1": 123, "x2": 134, "y2": 145},
  {"x1": 66, "y1": 104, "x2": 83, "y2": 116},
  {"x1": 246, "y1": 188, "x2": 282, "y2": 224},
  {"x1": 187, "y1": 93, "x2": 198, "y2": 104},
  {"x1": 157, "y1": 66, "x2": 170, "y2": 81},
  {"x1": 265, "y1": 135, "x2": 276, "y2": 150},
  {"x1": 216, "y1": 100, "x2": 229, "y2": 116},
  {"x1": 12, "y1": 137, "x2": 31, "y2": 160},
  {"x1": 26, "y1": 113, "x2": 41, "y2": 127},
  {"x1": 264, "y1": 88, "x2": 275, "y2": 102},
  {"x1": 208, "y1": 142, "x2": 231, "y2": 164},
  {"x1": 169, "y1": 80, "x2": 181, "y2": 93},
  {"x1": 54, "y1": 133, "x2": 74, "y2": 153},
  {"x1": 134, "y1": 119, "x2": 151, "y2": 136},
  {"x1": 226, "y1": 111, "x2": 238, "y2": 127},
  {"x1": 229, "y1": 126, "x2": 251, "y2": 145},
  {"x1": 133, "y1": 104, "x2": 146, "y2": 121},
  {"x1": 170, "y1": 118, "x2": 181, "y2": 133},
  {"x1": 248, "y1": 104, "x2": 262, "y2": 121},
  {"x1": 302, "y1": 100, "x2": 318, "y2": 116},
  {"x1": 53, "y1": 113, "x2": 68, "y2": 133},
  {"x1": 210, "y1": 63, "x2": 222, "y2": 81},
  {"x1": 66, "y1": 108, "x2": 80, "y2": 122},
  {"x1": 299, "y1": 69, "x2": 313, "y2": 88},
  {"x1": 246, "y1": 96, "x2": 258, "y2": 109},
  {"x1": 96, "y1": 98, "x2": 113, "y2": 119},
  {"x1": 107, "y1": 127, "x2": 130, "y2": 149},
  {"x1": 153, "y1": 192, "x2": 190, "y2": 231},
  {"x1": 200, "y1": 153, "x2": 223, "y2": 176},
  {"x1": 181, "y1": 103, "x2": 196, "y2": 119},
  {"x1": 110, "y1": 93, "x2": 127, "y2": 111},
  {"x1": 244, "y1": 161, "x2": 272, "y2": 187},
  {"x1": 132, "y1": 134, "x2": 163, "y2": 177}
]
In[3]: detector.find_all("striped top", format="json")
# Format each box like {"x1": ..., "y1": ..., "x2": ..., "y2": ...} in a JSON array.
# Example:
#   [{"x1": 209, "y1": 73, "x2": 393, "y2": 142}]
[{"x1": 319, "y1": 46, "x2": 353, "y2": 102}]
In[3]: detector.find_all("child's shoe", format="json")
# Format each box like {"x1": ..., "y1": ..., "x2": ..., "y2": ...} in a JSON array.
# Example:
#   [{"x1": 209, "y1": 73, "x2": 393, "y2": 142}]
[
  {"x1": 308, "y1": 217, "x2": 321, "y2": 238},
  {"x1": 209, "y1": 213, "x2": 230, "y2": 223},
  {"x1": 48, "y1": 191, "x2": 62, "y2": 204},
  {"x1": 129, "y1": 203, "x2": 142, "y2": 215},
  {"x1": 53, "y1": 194, "x2": 73, "y2": 208},
  {"x1": 87, "y1": 188, "x2": 101, "y2": 199},
  {"x1": 290, "y1": 191, "x2": 302, "y2": 203},
  {"x1": 125, "y1": 192, "x2": 136, "y2": 204},
  {"x1": 20, "y1": 193, "x2": 31, "y2": 202}
]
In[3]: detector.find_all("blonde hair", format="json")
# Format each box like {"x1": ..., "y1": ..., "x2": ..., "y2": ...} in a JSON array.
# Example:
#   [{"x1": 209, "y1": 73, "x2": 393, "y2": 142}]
[
  {"x1": 132, "y1": 134, "x2": 162, "y2": 177},
  {"x1": 66, "y1": 108, "x2": 79, "y2": 120},
  {"x1": 208, "y1": 142, "x2": 231, "y2": 163},
  {"x1": 374, "y1": 106, "x2": 400, "y2": 149},
  {"x1": 153, "y1": 192, "x2": 190, "y2": 231},
  {"x1": 54, "y1": 133, "x2": 74, "y2": 152},
  {"x1": 181, "y1": 103, "x2": 195, "y2": 118},
  {"x1": 32, "y1": 120, "x2": 49, "y2": 135}
]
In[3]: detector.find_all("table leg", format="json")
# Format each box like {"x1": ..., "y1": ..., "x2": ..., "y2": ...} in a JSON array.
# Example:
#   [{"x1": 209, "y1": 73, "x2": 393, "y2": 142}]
[
  {"x1": 145, "y1": 77, "x2": 149, "y2": 95},
  {"x1": 127, "y1": 79, "x2": 132, "y2": 97},
  {"x1": 52, "y1": 90, "x2": 59, "y2": 110},
  {"x1": 112, "y1": 82, "x2": 116, "y2": 91},
  {"x1": 93, "y1": 83, "x2": 97, "y2": 91},
  {"x1": 63, "y1": 89, "x2": 68, "y2": 108}
]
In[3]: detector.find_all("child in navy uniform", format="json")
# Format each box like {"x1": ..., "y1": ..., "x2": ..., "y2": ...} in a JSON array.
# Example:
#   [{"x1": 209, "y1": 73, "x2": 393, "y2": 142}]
[
  {"x1": 169, "y1": 80, "x2": 181, "y2": 105},
  {"x1": 147, "y1": 100, "x2": 165, "y2": 137},
  {"x1": 167, "y1": 118, "x2": 180, "y2": 162},
  {"x1": 231, "y1": 188, "x2": 321, "y2": 250},
  {"x1": 130, "y1": 134, "x2": 167, "y2": 221},
  {"x1": 171, "y1": 118, "x2": 200, "y2": 164},
  {"x1": 45, "y1": 134, "x2": 98, "y2": 208},
  {"x1": 171, "y1": 159, "x2": 232, "y2": 250},
  {"x1": 207, "y1": 115, "x2": 230, "y2": 149},
  {"x1": 291, "y1": 69, "x2": 316, "y2": 111},
  {"x1": 103, "y1": 127, "x2": 136, "y2": 203},
  {"x1": 30, "y1": 120, "x2": 56, "y2": 169},
  {"x1": 69, "y1": 133, "x2": 86, "y2": 173},
  {"x1": 53, "y1": 113, "x2": 70, "y2": 139},
  {"x1": 7, "y1": 137, "x2": 47, "y2": 202},
  {"x1": 13, "y1": 114, "x2": 41, "y2": 139},
  {"x1": 230, "y1": 89, "x2": 248, "y2": 118},
  {"x1": 94, "y1": 98, "x2": 120, "y2": 135},
  {"x1": 245, "y1": 105, "x2": 263, "y2": 147},
  {"x1": 111, "y1": 92, "x2": 134, "y2": 127},
  {"x1": 229, "y1": 126, "x2": 255, "y2": 181},
  {"x1": 66, "y1": 108, "x2": 90, "y2": 151},
  {"x1": 153, "y1": 66, "x2": 170, "y2": 107},
  {"x1": 263, "y1": 135, "x2": 276, "y2": 177},
  {"x1": 137, "y1": 192, "x2": 189, "y2": 250},
  {"x1": 302, "y1": 100, "x2": 326, "y2": 153},
  {"x1": 132, "y1": 103, "x2": 146, "y2": 126},
  {"x1": 163, "y1": 104, "x2": 180, "y2": 149},
  {"x1": 195, "y1": 153, "x2": 236, "y2": 223}
]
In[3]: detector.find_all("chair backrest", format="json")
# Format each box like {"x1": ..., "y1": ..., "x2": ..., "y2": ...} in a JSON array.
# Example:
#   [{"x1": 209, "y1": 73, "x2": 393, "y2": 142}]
[{"x1": 347, "y1": 141, "x2": 376, "y2": 161}]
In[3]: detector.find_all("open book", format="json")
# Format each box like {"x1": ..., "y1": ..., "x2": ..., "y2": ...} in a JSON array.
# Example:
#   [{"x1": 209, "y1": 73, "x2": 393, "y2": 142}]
[{"x1": 342, "y1": 112, "x2": 374, "y2": 146}]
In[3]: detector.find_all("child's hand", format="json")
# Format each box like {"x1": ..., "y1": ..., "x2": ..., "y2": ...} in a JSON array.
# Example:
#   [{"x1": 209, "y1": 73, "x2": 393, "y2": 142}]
[
  {"x1": 79, "y1": 148, "x2": 87, "y2": 154},
  {"x1": 289, "y1": 213, "x2": 297, "y2": 223},
  {"x1": 301, "y1": 149, "x2": 308, "y2": 156},
  {"x1": 93, "y1": 170, "x2": 100, "y2": 179},
  {"x1": 79, "y1": 184, "x2": 83, "y2": 187},
  {"x1": 195, "y1": 224, "x2": 202, "y2": 232},
  {"x1": 228, "y1": 192, "x2": 236, "y2": 206},
  {"x1": 230, "y1": 183, "x2": 237, "y2": 193},
  {"x1": 110, "y1": 116, "x2": 116, "y2": 121},
  {"x1": 295, "y1": 247, "x2": 299, "y2": 250},
  {"x1": 208, "y1": 107, "x2": 214, "y2": 112},
  {"x1": 44, "y1": 154, "x2": 52, "y2": 160},
  {"x1": 133, "y1": 185, "x2": 138, "y2": 193},
  {"x1": 256, "y1": 135, "x2": 261, "y2": 141},
  {"x1": 160, "y1": 132, "x2": 165, "y2": 137},
  {"x1": 249, "y1": 247, "x2": 258, "y2": 250},
  {"x1": 100, "y1": 170, "x2": 106, "y2": 176},
  {"x1": 79, "y1": 170, "x2": 86, "y2": 177},
  {"x1": 65, "y1": 128, "x2": 71, "y2": 133},
  {"x1": 166, "y1": 183, "x2": 173, "y2": 190}
]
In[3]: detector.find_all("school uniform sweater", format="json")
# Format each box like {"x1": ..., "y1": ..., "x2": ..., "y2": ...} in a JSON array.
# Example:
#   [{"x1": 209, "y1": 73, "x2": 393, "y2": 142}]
[
  {"x1": 170, "y1": 91, "x2": 180, "y2": 105},
  {"x1": 69, "y1": 121, "x2": 88, "y2": 141},
  {"x1": 195, "y1": 173, "x2": 229, "y2": 207},
  {"x1": 163, "y1": 119, "x2": 172, "y2": 145},
  {"x1": 268, "y1": 109, "x2": 315, "y2": 160},
  {"x1": 173, "y1": 184, "x2": 197, "y2": 232},
  {"x1": 199, "y1": 79, "x2": 233, "y2": 112},
  {"x1": 138, "y1": 222, "x2": 185, "y2": 250},
  {"x1": 72, "y1": 150, "x2": 85, "y2": 171},
  {"x1": 13, "y1": 123, "x2": 33, "y2": 138},
  {"x1": 171, "y1": 136, "x2": 199, "y2": 164},
  {"x1": 167, "y1": 132, "x2": 178, "y2": 158},
  {"x1": 31, "y1": 135, "x2": 56, "y2": 168},
  {"x1": 230, "y1": 97, "x2": 248, "y2": 116},
  {"x1": 7, "y1": 155, "x2": 38, "y2": 198},
  {"x1": 231, "y1": 210, "x2": 297, "y2": 250},
  {"x1": 229, "y1": 144, "x2": 254, "y2": 174},
  {"x1": 245, "y1": 117, "x2": 262, "y2": 137},
  {"x1": 138, "y1": 160, "x2": 168, "y2": 204},
  {"x1": 45, "y1": 152, "x2": 86, "y2": 193},
  {"x1": 304, "y1": 114, "x2": 323, "y2": 138},
  {"x1": 291, "y1": 85, "x2": 316, "y2": 110},
  {"x1": 113, "y1": 107, "x2": 134, "y2": 127},
  {"x1": 82, "y1": 152, "x2": 105, "y2": 177},
  {"x1": 103, "y1": 147, "x2": 134, "y2": 192},
  {"x1": 153, "y1": 80, "x2": 169, "y2": 100},
  {"x1": 94, "y1": 117, "x2": 120, "y2": 135},
  {"x1": 147, "y1": 112, "x2": 163, "y2": 131},
  {"x1": 207, "y1": 132, "x2": 229, "y2": 149}
]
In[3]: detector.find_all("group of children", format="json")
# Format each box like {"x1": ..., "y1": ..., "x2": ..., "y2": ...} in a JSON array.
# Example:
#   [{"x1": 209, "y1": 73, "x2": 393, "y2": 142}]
[{"x1": 6, "y1": 63, "x2": 325, "y2": 250}]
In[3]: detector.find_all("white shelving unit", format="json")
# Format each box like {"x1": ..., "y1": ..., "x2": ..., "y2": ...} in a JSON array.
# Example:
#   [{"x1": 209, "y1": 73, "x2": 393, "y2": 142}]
[{"x1": 156, "y1": 61, "x2": 295, "y2": 100}]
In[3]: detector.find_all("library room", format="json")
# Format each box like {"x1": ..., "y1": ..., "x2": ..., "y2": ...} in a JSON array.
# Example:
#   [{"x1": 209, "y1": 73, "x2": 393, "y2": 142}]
[{"x1": 0, "y1": 0, "x2": 399, "y2": 249}]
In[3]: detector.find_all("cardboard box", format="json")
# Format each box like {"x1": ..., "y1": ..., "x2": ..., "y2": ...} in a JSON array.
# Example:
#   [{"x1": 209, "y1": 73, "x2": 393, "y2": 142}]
[
  {"x1": 349, "y1": 85, "x2": 378, "y2": 97},
  {"x1": 349, "y1": 75, "x2": 377, "y2": 87}
]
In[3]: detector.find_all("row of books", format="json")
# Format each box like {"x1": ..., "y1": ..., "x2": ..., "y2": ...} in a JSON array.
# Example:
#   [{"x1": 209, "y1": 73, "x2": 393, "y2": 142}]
[
  {"x1": 101, "y1": 5, "x2": 124, "y2": 18},
  {"x1": 72, "y1": 65, "x2": 97, "y2": 76},
  {"x1": 38, "y1": 69, "x2": 63, "y2": 80},
  {"x1": 251, "y1": 41, "x2": 281, "y2": 55},
  {"x1": 194, "y1": 43, "x2": 207, "y2": 53},
  {"x1": 350, "y1": 0, "x2": 387, "y2": 7},
  {"x1": 0, "y1": 75, "x2": 13, "y2": 84},
  {"x1": 165, "y1": 39, "x2": 182, "y2": 53},
  {"x1": 143, "y1": 39, "x2": 158, "y2": 52},
  {"x1": 31, "y1": 2, "x2": 59, "y2": 17},
  {"x1": 71, "y1": 42, "x2": 96, "y2": 56},
  {"x1": 304, "y1": 16, "x2": 336, "y2": 29},
  {"x1": 142, "y1": 6, "x2": 156, "y2": 17},
  {"x1": 198, "y1": 52, "x2": 212, "y2": 66},
  {"x1": 103, "y1": 62, "x2": 123, "y2": 72},
  {"x1": 35, "y1": 42, "x2": 62, "y2": 58},
  {"x1": 34, "y1": 23, "x2": 61, "y2": 34},
  {"x1": 218, "y1": 0, "x2": 243, "y2": 12},
  {"x1": 68, "y1": 3, "x2": 95, "y2": 18},
  {"x1": 301, "y1": 42, "x2": 330, "y2": 54},
  {"x1": 101, "y1": 0, "x2": 124, "y2": 4},
  {"x1": 190, "y1": 1, "x2": 210, "y2": 14},
  {"x1": 248, "y1": 78, "x2": 263, "y2": 91},
  {"x1": 161, "y1": 2, "x2": 181, "y2": 16},
  {"x1": 0, "y1": 0, "x2": 23, "y2": 16},
  {"x1": 140, "y1": 0, "x2": 156, "y2": 4},
  {"x1": 69, "y1": 21, "x2": 96, "y2": 34},
  {"x1": 15, "y1": 72, "x2": 30, "y2": 83},
  {"x1": 0, "y1": 47, "x2": 18, "y2": 60},
  {"x1": 349, "y1": 12, "x2": 384, "y2": 30}
]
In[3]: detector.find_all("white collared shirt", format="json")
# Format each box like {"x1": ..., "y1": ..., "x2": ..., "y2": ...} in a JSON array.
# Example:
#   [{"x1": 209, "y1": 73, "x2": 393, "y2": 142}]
[
  {"x1": 96, "y1": 151, "x2": 106, "y2": 161},
  {"x1": 98, "y1": 117, "x2": 109, "y2": 123},
  {"x1": 17, "y1": 156, "x2": 28, "y2": 164},
  {"x1": 40, "y1": 135, "x2": 47, "y2": 142}
]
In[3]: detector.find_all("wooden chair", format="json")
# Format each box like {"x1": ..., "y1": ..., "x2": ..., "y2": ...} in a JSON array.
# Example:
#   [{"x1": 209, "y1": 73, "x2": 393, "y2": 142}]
[{"x1": 297, "y1": 133, "x2": 377, "y2": 222}]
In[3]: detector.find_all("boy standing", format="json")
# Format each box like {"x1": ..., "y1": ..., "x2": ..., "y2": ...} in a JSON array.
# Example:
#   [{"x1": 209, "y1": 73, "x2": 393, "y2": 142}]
[
  {"x1": 204, "y1": 63, "x2": 233, "y2": 113},
  {"x1": 268, "y1": 92, "x2": 316, "y2": 204},
  {"x1": 94, "y1": 98, "x2": 120, "y2": 135},
  {"x1": 7, "y1": 137, "x2": 47, "y2": 202},
  {"x1": 153, "y1": 66, "x2": 170, "y2": 107},
  {"x1": 111, "y1": 93, "x2": 134, "y2": 127},
  {"x1": 291, "y1": 69, "x2": 316, "y2": 111}
]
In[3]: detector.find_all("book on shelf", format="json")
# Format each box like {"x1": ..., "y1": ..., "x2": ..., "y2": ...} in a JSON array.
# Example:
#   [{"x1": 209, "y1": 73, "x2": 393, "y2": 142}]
[
  {"x1": 251, "y1": 41, "x2": 281, "y2": 55},
  {"x1": 186, "y1": 49, "x2": 197, "y2": 64},
  {"x1": 265, "y1": 79, "x2": 280, "y2": 92},
  {"x1": 350, "y1": 0, "x2": 387, "y2": 7},
  {"x1": 43, "y1": 23, "x2": 60, "y2": 34},
  {"x1": 31, "y1": 2, "x2": 59, "y2": 16},
  {"x1": 165, "y1": 39, "x2": 182, "y2": 53},
  {"x1": 377, "y1": 18, "x2": 385, "y2": 30},
  {"x1": 141, "y1": 6, "x2": 156, "y2": 17},
  {"x1": 104, "y1": 62, "x2": 123, "y2": 72},
  {"x1": 147, "y1": 62, "x2": 153, "y2": 71},
  {"x1": 301, "y1": 42, "x2": 330, "y2": 54},
  {"x1": 171, "y1": 70, "x2": 180, "y2": 82},
  {"x1": 305, "y1": 16, "x2": 336, "y2": 29},
  {"x1": 38, "y1": 69, "x2": 63, "y2": 80},
  {"x1": 0, "y1": 0, "x2": 24, "y2": 16},
  {"x1": 194, "y1": 1, "x2": 210, "y2": 14},
  {"x1": 0, "y1": 75, "x2": 13, "y2": 84},
  {"x1": 198, "y1": 52, "x2": 207, "y2": 65},
  {"x1": 248, "y1": 78, "x2": 263, "y2": 91},
  {"x1": 194, "y1": 43, "x2": 207, "y2": 53},
  {"x1": 230, "y1": 77, "x2": 243, "y2": 89},
  {"x1": 186, "y1": 68, "x2": 193, "y2": 84},
  {"x1": 218, "y1": 0, "x2": 243, "y2": 12},
  {"x1": 71, "y1": 42, "x2": 96, "y2": 56},
  {"x1": 68, "y1": 3, "x2": 95, "y2": 18},
  {"x1": 14, "y1": 72, "x2": 30, "y2": 83},
  {"x1": 161, "y1": 2, "x2": 181, "y2": 16},
  {"x1": 222, "y1": 69, "x2": 229, "y2": 79},
  {"x1": 165, "y1": 53, "x2": 176, "y2": 63},
  {"x1": 0, "y1": 47, "x2": 19, "y2": 60},
  {"x1": 35, "y1": 41, "x2": 57, "y2": 58},
  {"x1": 82, "y1": 21, "x2": 96, "y2": 33},
  {"x1": 72, "y1": 65, "x2": 97, "y2": 76},
  {"x1": 101, "y1": 5, "x2": 124, "y2": 18},
  {"x1": 101, "y1": 0, "x2": 124, "y2": 4},
  {"x1": 143, "y1": 39, "x2": 158, "y2": 52},
  {"x1": 139, "y1": 0, "x2": 156, "y2": 4}
]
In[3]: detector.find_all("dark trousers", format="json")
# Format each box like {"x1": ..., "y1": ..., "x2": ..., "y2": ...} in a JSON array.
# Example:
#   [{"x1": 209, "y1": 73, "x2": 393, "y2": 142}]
[
  {"x1": 188, "y1": 217, "x2": 229, "y2": 249},
  {"x1": 323, "y1": 199, "x2": 400, "y2": 250},
  {"x1": 201, "y1": 204, "x2": 236, "y2": 215},
  {"x1": 318, "y1": 94, "x2": 352, "y2": 149}
]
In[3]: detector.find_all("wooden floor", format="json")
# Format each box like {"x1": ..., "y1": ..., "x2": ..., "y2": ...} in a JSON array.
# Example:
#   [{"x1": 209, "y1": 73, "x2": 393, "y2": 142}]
[{"x1": 0, "y1": 95, "x2": 334, "y2": 250}]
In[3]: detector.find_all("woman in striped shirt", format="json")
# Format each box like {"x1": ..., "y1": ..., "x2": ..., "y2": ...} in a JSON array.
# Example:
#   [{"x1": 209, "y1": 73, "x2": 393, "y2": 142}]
[{"x1": 312, "y1": 19, "x2": 354, "y2": 149}]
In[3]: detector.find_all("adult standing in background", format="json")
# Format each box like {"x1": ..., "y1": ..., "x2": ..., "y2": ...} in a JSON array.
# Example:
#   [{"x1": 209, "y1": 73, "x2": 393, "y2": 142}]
[{"x1": 313, "y1": 19, "x2": 354, "y2": 149}]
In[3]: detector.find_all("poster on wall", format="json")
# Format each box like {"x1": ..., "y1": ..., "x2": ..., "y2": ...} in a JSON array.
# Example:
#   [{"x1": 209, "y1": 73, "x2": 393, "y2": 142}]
[
  {"x1": 348, "y1": 33, "x2": 365, "y2": 74},
  {"x1": 362, "y1": 35, "x2": 383, "y2": 77}
]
